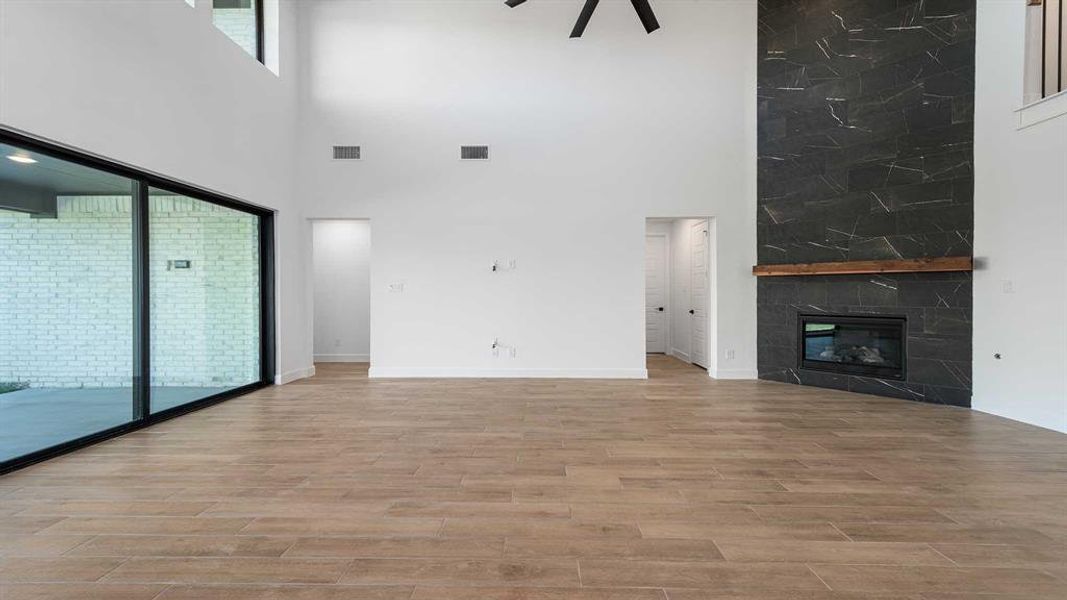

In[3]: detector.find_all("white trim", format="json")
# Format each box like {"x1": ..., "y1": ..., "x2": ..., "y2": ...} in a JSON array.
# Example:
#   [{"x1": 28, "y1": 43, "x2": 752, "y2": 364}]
[
  {"x1": 368, "y1": 367, "x2": 648, "y2": 379},
  {"x1": 973, "y1": 406, "x2": 1067, "y2": 435},
  {"x1": 314, "y1": 353, "x2": 369, "y2": 363},
  {"x1": 668, "y1": 348, "x2": 690, "y2": 362},
  {"x1": 275, "y1": 365, "x2": 316, "y2": 385},
  {"x1": 708, "y1": 368, "x2": 757, "y2": 380},
  {"x1": 705, "y1": 218, "x2": 719, "y2": 375},
  {"x1": 1017, "y1": 89, "x2": 1067, "y2": 129},
  {"x1": 689, "y1": 218, "x2": 712, "y2": 370}
]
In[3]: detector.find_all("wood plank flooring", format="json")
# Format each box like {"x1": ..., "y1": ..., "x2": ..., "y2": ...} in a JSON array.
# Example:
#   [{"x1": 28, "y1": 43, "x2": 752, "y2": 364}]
[{"x1": 1, "y1": 355, "x2": 1065, "y2": 599}]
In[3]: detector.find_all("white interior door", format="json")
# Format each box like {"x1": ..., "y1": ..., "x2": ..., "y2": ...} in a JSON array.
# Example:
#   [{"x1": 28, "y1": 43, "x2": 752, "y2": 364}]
[
  {"x1": 689, "y1": 220, "x2": 709, "y2": 368},
  {"x1": 645, "y1": 235, "x2": 668, "y2": 353}
]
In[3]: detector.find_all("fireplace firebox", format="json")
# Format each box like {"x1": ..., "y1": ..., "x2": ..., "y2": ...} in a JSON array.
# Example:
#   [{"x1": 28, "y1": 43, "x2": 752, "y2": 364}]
[{"x1": 798, "y1": 314, "x2": 906, "y2": 380}]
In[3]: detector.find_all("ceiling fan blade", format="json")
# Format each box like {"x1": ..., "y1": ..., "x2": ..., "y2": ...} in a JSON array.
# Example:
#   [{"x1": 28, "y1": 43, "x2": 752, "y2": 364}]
[
  {"x1": 570, "y1": 0, "x2": 600, "y2": 38},
  {"x1": 505, "y1": 0, "x2": 527, "y2": 7},
  {"x1": 630, "y1": 0, "x2": 660, "y2": 34}
]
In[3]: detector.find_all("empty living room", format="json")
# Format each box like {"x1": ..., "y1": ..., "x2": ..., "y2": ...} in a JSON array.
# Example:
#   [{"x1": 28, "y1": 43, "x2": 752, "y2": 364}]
[{"x1": 1, "y1": 0, "x2": 1066, "y2": 598}]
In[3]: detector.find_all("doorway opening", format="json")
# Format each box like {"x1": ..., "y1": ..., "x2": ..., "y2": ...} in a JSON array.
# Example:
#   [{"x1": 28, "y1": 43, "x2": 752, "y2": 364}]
[
  {"x1": 645, "y1": 218, "x2": 714, "y2": 376},
  {"x1": 311, "y1": 220, "x2": 371, "y2": 375}
]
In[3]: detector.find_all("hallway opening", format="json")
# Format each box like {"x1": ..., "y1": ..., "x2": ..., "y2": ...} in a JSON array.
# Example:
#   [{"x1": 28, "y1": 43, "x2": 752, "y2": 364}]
[
  {"x1": 312, "y1": 219, "x2": 371, "y2": 365},
  {"x1": 645, "y1": 217, "x2": 714, "y2": 374}
]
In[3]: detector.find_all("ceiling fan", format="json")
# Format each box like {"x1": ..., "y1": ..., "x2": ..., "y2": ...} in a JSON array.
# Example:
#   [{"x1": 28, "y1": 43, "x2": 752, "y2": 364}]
[{"x1": 505, "y1": 0, "x2": 661, "y2": 38}]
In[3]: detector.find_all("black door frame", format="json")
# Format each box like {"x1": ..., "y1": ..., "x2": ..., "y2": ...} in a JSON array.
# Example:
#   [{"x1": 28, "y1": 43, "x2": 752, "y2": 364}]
[{"x1": 0, "y1": 127, "x2": 277, "y2": 475}]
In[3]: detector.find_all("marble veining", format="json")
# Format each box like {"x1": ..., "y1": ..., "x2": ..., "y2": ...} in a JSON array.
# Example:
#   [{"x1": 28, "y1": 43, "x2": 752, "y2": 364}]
[{"x1": 756, "y1": 0, "x2": 974, "y2": 406}]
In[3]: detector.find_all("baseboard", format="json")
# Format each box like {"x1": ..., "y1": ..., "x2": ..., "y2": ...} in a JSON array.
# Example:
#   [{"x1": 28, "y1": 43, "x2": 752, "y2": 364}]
[
  {"x1": 668, "y1": 348, "x2": 690, "y2": 362},
  {"x1": 709, "y1": 367, "x2": 758, "y2": 380},
  {"x1": 313, "y1": 354, "x2": 370, "y2": 363},
  {"x1": 274, "y1": 365, "x2": 316, "y2": 385},
  {"x1": 368, "y1": 367, "x2": 648, "y2": 379},
  {"x1": 973, "y1": 406, "x2": 1067, "y2": 434}
]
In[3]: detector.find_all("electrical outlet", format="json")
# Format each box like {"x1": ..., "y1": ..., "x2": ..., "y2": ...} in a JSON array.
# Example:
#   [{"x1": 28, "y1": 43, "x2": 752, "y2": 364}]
[
  {"x1": 491, "y1": 338, "x2": 516, "y2": 358},
  {"x1": 388, "y1": 282, "x2": 405, "y2": 293},
  {"x1": 491, "y1": 259, "x2": 517, "y2": 273},
  {"x1": 1002, "y1": 280, "x2": 1015, "y2": 294}
]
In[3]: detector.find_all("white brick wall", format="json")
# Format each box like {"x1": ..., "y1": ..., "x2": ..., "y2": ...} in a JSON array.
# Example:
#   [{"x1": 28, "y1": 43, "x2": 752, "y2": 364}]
[
  {"x1": 0, "y1": 196, "x2": 260, "y2": 389},
  {"x1": 213, "y1": 8, "x2": 258, "y2": 58}
]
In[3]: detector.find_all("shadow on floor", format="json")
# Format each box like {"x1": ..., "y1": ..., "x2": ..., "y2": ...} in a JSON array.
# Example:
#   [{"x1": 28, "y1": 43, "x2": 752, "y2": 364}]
[{"x1": 647, "y1": 353, "x2": 707, "y2": 378}]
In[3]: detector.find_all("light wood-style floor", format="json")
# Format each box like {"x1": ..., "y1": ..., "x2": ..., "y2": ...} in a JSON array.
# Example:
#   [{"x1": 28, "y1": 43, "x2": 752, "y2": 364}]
[{"x1": 2, "y1": 355, "x2": 1065, "y2": 599}]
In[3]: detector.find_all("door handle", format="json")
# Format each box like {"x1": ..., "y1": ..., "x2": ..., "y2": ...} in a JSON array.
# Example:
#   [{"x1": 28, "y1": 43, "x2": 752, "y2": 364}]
[
  {"x1": 657, "y1": 307, "x2": 664, "y2": 312},
  {"x1": 689, "y1": 309, "x2": 695, "y2": 315}
]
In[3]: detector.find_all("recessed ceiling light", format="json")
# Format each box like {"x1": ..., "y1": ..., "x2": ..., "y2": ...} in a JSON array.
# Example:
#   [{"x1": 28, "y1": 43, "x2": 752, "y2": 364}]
[{"x1": 6, "y1": 154, "x2": 37, "y2": 164}]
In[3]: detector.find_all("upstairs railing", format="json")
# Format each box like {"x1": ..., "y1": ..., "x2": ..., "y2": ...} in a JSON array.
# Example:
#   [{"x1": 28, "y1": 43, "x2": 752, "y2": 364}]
[{"x1": 1029, "y1": 0, "x2": 1067, "y2": 99}]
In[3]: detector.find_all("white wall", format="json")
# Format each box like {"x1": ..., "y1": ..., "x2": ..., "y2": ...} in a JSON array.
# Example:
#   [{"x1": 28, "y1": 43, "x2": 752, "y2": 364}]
[
  {"x1": 645, "y1": 220, "x2": 672, "y2": 237},
  {"x1": 298, "y1": 0, "x2": 758, "y2": 378},
  {"x1": 974, "y1": 1, "x2": 1067, "y2": 432},
  {"x1": 0, "y1": 196, "x2": 260, "y2": 388},
  {"x1": 313, "y1": 220, "x2": 371, "y2": 362},
  {"x1": 150, "y1": 197, "x2": 262, "y2": 387},
  {"x1": 0, "y1": 197, "x2": 134, "y2": 387},
  {"x1": 0, "y1": 0, "x2": 313, "y2": 384}
]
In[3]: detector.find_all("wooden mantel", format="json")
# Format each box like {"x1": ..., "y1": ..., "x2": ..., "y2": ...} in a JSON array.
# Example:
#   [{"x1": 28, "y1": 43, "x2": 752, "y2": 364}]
[{"x1": 752, "y1": 256, "x2": 973, "y2": 277}]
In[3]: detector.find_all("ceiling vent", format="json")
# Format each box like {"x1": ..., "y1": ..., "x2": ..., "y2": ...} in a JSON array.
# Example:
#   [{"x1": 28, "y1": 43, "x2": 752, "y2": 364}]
[
  {"x1": 460, "y1": 145, "x2": 490, "y2": 161},
  {"x1": 332, "y1": 145, "x2": 361, "y2": 160}
]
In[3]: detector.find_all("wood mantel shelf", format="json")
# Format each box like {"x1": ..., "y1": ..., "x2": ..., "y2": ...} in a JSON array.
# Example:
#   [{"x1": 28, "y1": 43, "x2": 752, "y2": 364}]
[{"x1": 752, "y1": 256, "x2": 973, "y2": 277}]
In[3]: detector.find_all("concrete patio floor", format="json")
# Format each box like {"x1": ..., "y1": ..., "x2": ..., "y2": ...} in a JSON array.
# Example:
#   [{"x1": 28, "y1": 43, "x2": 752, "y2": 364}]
[{"x1": 0, "y1": 386, "x2": 230, "y2": 462}]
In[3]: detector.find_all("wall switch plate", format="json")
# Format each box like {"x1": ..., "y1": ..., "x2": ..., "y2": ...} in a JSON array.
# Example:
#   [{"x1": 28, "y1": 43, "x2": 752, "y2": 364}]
[
  {"x1": 725, "y1": 349, "x2": 736, "y2": 360},
  {"x1": 1002, "y1": 280, "x2": 1015, "y2": 294},
  {"x1": 388, "y1": 282, "x2": 405, "y2": 293}
]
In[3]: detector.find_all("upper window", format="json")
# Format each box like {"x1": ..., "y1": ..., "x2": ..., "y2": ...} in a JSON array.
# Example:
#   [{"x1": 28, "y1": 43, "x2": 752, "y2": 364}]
[
  {"x1": 213, "y1": 0, "x2": 264, "y2": 63},
  {"x1": 1025, "y1": 0, "x2": 1067, "y2": 102}
]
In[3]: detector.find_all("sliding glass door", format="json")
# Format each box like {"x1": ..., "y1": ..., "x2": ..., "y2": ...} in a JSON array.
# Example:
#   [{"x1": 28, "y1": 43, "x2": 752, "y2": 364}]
[
  {"x1": 0, "y1": 142, "x2": 138, "y2": 462},
  {"x1": 149, "y1": 189, "x2": 262, "y2": 412},
  {"x1": 0, "y1": 132, "x2": 273, "y2": 472}
]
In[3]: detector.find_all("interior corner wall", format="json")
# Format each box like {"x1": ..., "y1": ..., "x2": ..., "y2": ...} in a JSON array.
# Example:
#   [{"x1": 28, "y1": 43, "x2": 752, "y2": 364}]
[
  {"x1": 312, "y1": 220, "x2": 371, "y2": 363},
  {"x1": 297, "y1": 0, "x2": 758, "y2": 379},
  {"x1": 973, "y1": 1, "x2": 1067, "y2": 433},
  {"x1": 0, "y1": 0, "x2": 313, "y2": 384}
]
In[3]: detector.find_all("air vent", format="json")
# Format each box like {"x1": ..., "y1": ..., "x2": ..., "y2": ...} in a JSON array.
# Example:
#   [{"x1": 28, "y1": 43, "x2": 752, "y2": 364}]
[
  {"x1": 332, "y1": 146, "x2": 361, "y2": 160},
  {"x1": 460, "y1": 145, "x2": 490, "y2": 160}
]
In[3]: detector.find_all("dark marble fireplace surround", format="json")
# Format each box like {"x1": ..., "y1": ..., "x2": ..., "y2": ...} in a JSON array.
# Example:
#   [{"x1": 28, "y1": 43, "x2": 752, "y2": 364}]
[{"x1": 756, "y1": 0, "x2": 974, "y2": 406}]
